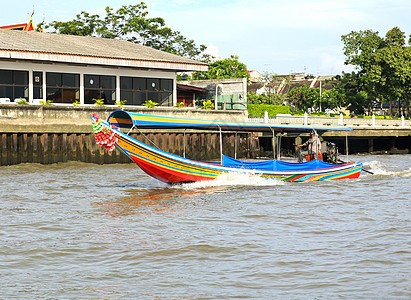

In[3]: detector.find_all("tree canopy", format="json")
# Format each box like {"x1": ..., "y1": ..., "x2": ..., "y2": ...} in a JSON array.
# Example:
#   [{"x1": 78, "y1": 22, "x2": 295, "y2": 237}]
[
  {"x1": 44, "y1": 2, "x2": 206, "y2": 60},
  {"x1": 337, "y1": 27, "x2": 411, "y2": 116},
  {"x1": 286, "y1": 85, "x2": 320, "y2": 112},
  {"x1": 189, "y1": 55, "x2": 249, "y2": 80}
]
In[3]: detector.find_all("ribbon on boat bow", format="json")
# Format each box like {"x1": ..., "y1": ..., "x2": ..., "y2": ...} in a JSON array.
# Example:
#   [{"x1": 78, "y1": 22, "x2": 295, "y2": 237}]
[{"x1": 91, "y1": 113, "x2": 118, "y2": 152}]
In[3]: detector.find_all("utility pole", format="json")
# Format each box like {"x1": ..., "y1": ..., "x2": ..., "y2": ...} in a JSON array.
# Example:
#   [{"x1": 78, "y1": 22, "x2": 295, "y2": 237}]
[
  {"x1": 215, "y1": 70, "x2": 219, "y2": 110},
  {"x1": 319, "y1": 80, "x2": 322, "y2": 112}
]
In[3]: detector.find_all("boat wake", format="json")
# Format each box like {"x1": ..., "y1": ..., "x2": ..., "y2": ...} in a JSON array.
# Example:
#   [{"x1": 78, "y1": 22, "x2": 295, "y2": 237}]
[
  {"x1": 173, "y1": 172, "x2": 285, "y2": 190},
  {"x1": 364, "y1": 160, "x2": 411, "y2": 177}
]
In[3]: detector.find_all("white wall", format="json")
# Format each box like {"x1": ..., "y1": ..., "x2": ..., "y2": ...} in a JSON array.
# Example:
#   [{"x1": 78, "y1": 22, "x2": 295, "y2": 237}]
[{"x1": 0, "y1": 61, "x2": 177, "y2": 105}]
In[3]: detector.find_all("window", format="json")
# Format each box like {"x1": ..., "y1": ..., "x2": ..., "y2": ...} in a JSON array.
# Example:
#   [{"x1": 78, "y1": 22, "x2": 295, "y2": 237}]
[
  {"x1": 147, "y1": 78, "x2": 160, "y2": 91},
  {"x1": 84, "y1": 75, "x2": 116, "y2": 105},
  {"x1": 33, "y1": 72, "x2": 43, "y2": 99},
  {"x1": 0, "y1": 70, "x2": 29, "y2": 101},
  {"x1": 133, "y1": 78, "x2": 146, "y2": 90},
  {"x1": 161, "y1": 79, "x2": 173, "y2": 92},
  {"x1": 160, "y1": 79, "x2": 173, "y2": 106},
  {"x1": 120, "y1": 76, "x2": 173, "y2": 106},
  {"x1": 159, "y1": 91, "x2": 173, "y2": 106},
  {"x1": 46, "y1": 72, "x2": 80, "y2": 103},
  {"x1": 14, "y1": 71, "x2": 28, "y2": 85},
  {"x1": 63, "y1": 73, "x2": 79, "y2": 88},
  {"x1": 120, "y1": 76, "x2": 145, "y2": 105},
  {"x1": 0, "y1": 70, "x2": 13, "y2": 85},
  {"x1": 120, "y1": 77, "x2": 132, "y2": 90},
  {"x1": 46, "y1": 72, "x2": 61, "y2": 87}
]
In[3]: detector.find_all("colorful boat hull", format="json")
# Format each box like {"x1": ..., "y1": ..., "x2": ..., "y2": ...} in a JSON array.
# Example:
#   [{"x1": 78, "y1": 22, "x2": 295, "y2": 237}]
[{"x1": 91, "y1": 115, "x2": 362, "y2": 184}]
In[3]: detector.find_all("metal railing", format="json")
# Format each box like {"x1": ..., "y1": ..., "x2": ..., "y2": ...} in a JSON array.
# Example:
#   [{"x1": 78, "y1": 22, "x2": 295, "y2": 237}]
[{"x1": 248, "y1": 112, "x2": 411, "y2": 128}]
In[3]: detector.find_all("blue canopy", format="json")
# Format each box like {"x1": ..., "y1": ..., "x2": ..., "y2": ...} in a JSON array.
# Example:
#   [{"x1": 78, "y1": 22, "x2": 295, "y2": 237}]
[
  {"x1": 222, "y1": 155, "x2": 337, "y2": 171},
  {"x1": 107, "y1": 110, "x2": 353, "y2": 133}
]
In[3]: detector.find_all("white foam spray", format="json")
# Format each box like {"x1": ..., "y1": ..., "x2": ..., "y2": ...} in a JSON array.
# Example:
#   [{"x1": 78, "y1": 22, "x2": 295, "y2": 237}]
[
  {"x1": 364, "y1": 160, "x2": 411, "y2": 177},
  {"x1": 174, "y1": 172, "x2": 285, "y2": 190}
]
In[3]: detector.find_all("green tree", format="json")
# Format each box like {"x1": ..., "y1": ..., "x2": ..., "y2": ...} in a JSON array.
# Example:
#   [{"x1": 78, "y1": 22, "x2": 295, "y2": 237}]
[
  {"x1": 342, "y1": 30, "x2": 383, "y2": 70},
  {"x1": 330, "y1": 72, "x2": 373, "y2": 114},
  {"x1": 319, "y1": 88, "x2": 344, "y2": 111},
  {"x1": 370, "y1": 28, "x2": 411, "y2": 116},
  {"x1": 341, "y1": 29, "x2": 383, "y2": 112},
  {"x1": 385, "y1": 27, "x2": 406, "y2": 47},
  {"x1": 191, "y1": 55, "x2": 249, "y2": 80},
  {"x1": 45, "y1": 2, "x2": 206, "y2": 60},
  {"x1": 286, "y1": 84, "x2": 320, "y2": 112},
  {"x1": 340, "y1": 27, "x2": 411, "y2": 117}
]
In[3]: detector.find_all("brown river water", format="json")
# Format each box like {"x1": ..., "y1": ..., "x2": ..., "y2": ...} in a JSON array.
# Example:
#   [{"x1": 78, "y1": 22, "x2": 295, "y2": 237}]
[{"x1": 1, "y1": 154, "x2": 410, "y2": 299}]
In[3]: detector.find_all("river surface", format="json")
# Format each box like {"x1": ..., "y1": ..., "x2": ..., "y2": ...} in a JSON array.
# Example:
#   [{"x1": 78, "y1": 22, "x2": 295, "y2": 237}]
[{"x1": 1, "y1": 155, "x2": 410, "y2": 299}]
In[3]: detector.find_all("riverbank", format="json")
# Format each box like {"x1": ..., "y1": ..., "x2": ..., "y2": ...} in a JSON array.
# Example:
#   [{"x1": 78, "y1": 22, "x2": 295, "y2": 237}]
[
  {"x1": 0, "y1": 105, "x2": 251, "y2": 165},
  {"x1": 1, "y1": 105, "x2": 410, "y2": 166}
]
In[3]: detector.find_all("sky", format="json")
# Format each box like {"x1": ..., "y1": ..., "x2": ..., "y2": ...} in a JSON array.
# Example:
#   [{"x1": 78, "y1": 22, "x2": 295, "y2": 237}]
[{"x1": 2, "y1": 0, "x2": 411, "y2": 76}]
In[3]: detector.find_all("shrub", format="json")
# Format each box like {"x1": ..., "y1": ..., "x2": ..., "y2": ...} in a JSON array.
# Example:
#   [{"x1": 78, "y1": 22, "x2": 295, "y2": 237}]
[
  {"x1": 93, "y1": 98, "x2": 105, "y2": 107},
  {"x1": 143, "y1": 100, "x2": 158, "y2": 108},
  {"x1": 201, "y1": 100, "x2": 214, "y2": 110},
  {"x1": 247, "y1": 104, "x2": 291, "y2": 116},
  {"x1": 40, "y1": 100, "x2": 54, "y2": 105},
  {"x1": 16, "y1": 98, "x2": 28, "y2": 105},
  {"x1": 115, "y1": 100, "x2": 127, "y2": 108},
  {"x1": 174, "y1": 102, "x2": 185, "y2": 108}
]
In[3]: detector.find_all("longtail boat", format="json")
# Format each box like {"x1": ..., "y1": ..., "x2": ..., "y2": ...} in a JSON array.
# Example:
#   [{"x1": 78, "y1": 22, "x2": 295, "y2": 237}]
[{"x1": 91, "y1": 111, "x2": 363, "y2": 184}]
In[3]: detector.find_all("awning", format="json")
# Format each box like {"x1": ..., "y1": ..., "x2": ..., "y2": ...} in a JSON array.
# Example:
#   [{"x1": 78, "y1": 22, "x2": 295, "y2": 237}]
[
  {"x1": 177, "y1": 84, "x2": 207, "y2": 93},
  {"x1": 107, "y1": 110, "x2": 353, "y2": 133}
]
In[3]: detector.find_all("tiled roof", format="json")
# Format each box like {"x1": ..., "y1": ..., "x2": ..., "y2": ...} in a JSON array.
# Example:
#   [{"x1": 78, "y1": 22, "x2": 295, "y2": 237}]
[{"x1": 0, "y1": 29, "x2": 207, "y2": 70}]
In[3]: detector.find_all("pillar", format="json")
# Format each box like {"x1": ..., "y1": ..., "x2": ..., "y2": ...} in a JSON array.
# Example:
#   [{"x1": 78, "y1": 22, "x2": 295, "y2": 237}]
[{"x1": 368, "y1": 138, "x2": 374, "y2": 153}]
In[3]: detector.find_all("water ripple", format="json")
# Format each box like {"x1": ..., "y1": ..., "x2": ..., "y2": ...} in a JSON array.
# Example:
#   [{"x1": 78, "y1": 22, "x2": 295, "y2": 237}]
[{"x1": 1, "y1": 156, "x2": 410, "y2": 299}]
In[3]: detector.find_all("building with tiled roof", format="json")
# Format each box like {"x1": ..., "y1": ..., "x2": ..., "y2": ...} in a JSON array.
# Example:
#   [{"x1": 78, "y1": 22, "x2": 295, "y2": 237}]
[{"x1": 0, "y1": 29, "x2": 207, "y2": 106}]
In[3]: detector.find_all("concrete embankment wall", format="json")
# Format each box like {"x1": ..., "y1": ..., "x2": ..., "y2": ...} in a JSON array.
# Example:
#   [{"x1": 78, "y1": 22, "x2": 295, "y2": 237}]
[
  {"x1": 253, "y1": 114, "x2": 411, "y2": 155},
  {"x1": 1, "y1": 105, "x2": 410, "y2": 166},
  {"x1": 0, "y1": 105, "x2": 253, "y2": 166}
]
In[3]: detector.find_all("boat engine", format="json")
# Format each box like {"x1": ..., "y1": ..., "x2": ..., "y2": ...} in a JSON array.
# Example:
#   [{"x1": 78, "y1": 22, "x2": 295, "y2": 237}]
[
  {"x1": 324, "y1": 142, "x2": 339, "y2": 164},
  {"x1": 296, "y1": 144, "x2": 307, "y2": 163}
]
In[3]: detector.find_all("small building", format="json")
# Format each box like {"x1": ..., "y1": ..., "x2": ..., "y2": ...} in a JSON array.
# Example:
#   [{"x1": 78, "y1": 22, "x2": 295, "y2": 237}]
[
  {"x1": 0, "y1": 29, "x2": 207, "y2": 106},
  {"x1": 176, "y1": 84, "x2": 207, "y2": 107},
  {"x1": 247, "y1": 70, "x2": 263, "y2": 83},
  {"x1": 177, "y1": 78, "x2": 247, "y2": 110}
]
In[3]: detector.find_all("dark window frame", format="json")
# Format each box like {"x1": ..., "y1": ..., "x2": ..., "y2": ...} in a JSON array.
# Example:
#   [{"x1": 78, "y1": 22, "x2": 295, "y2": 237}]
[
  {"x1": 33, "y1": 71, "x2": 43, "y2": 99},
  {"x1": 46, "y1": 72, "x2": 80, "y2": 104},
  {"x1": 84, "y1": 74, "x2": 116, "y2": 105},
  {"x1": 120, "y1": 76, "x2": 173, "y2": 106},
  {"x1": 0, "y1": 69, "x2": 29, "y2": 101}
]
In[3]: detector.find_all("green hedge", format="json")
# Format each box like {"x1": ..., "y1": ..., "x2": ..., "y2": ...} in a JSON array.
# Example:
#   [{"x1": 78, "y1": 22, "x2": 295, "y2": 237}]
[
  {"x1": 247, "y1": 104, "x2": 291, "y2": 116},
  {"x1": 357, "y1": 115, "x2": 402, "y2": 119}
]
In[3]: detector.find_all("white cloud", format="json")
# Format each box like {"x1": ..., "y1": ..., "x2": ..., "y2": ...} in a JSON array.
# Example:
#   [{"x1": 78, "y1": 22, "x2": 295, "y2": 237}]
[
  {"x1": 205, "y1": 43, "x2": 220, "y2": 59},
  {"x1": 318, "y1": 52, "x2": 354, "y2": 75}
]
